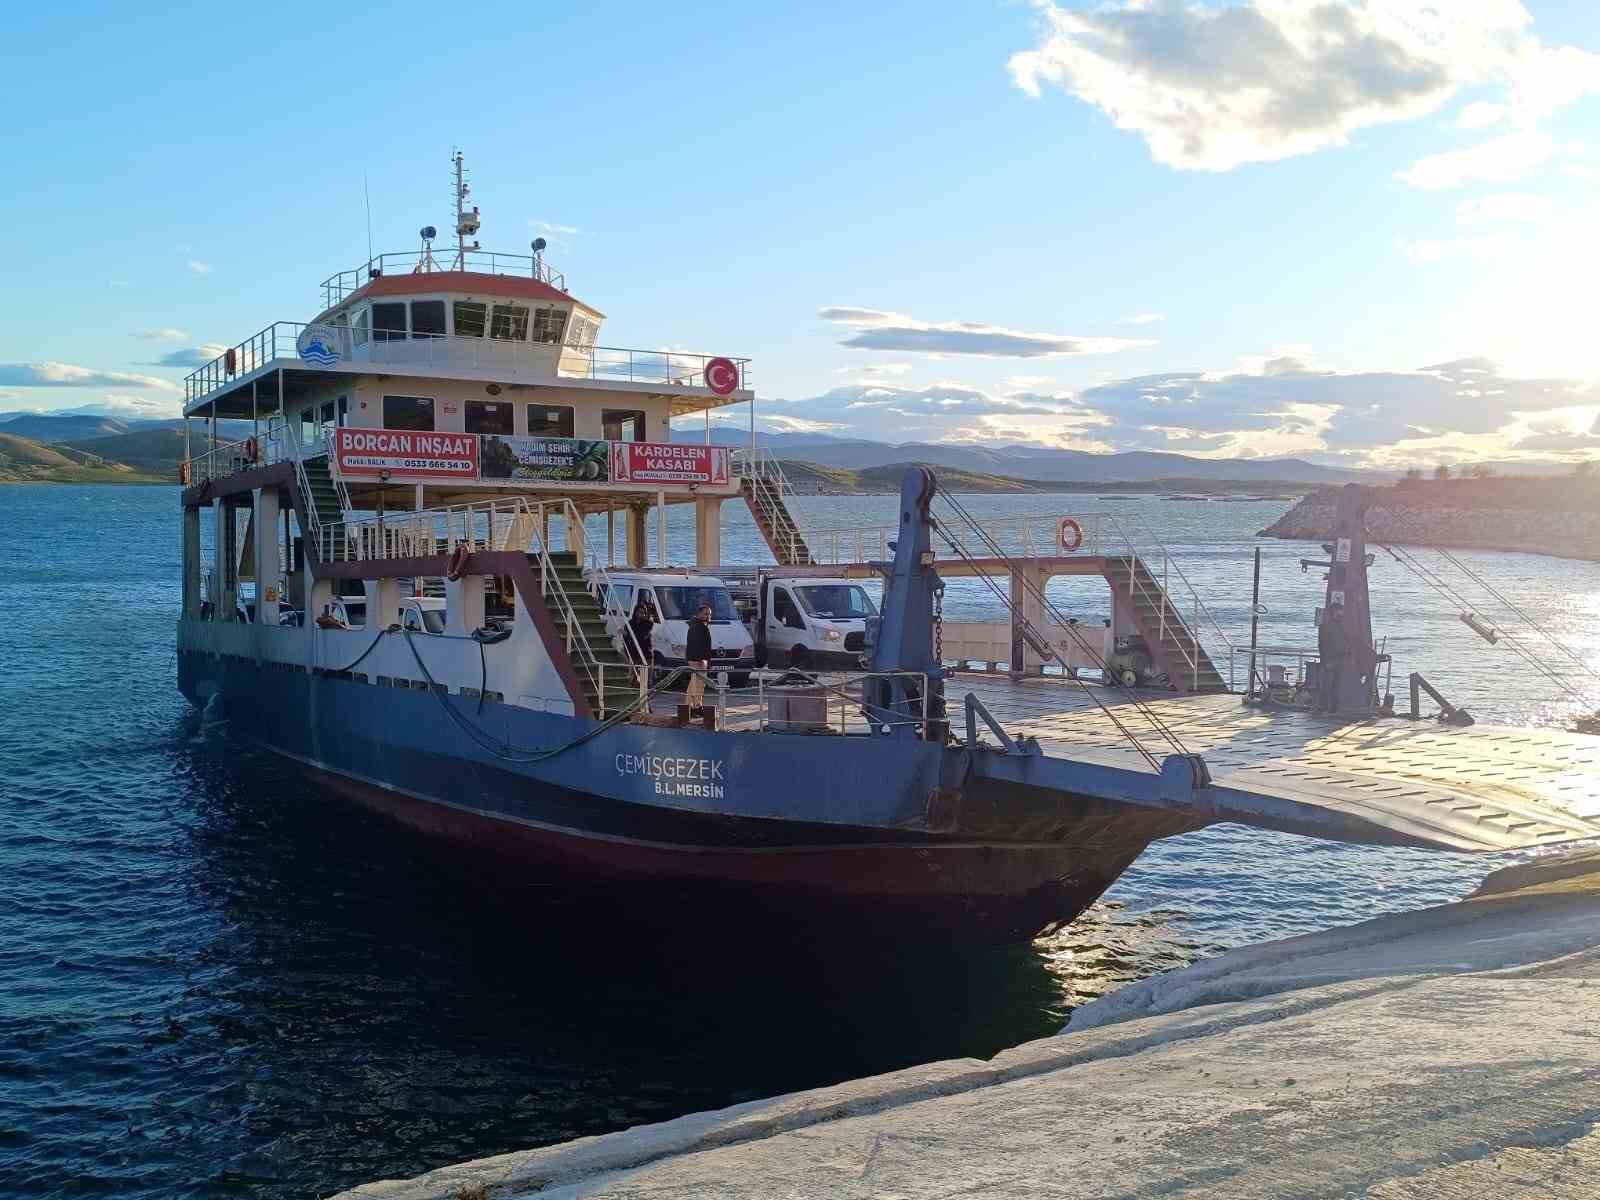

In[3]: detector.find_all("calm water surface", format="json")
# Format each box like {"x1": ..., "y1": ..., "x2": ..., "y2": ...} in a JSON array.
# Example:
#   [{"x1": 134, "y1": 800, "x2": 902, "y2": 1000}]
[{"x1": 4, "y1": 484, "x2": 1599, "y2": 1197}]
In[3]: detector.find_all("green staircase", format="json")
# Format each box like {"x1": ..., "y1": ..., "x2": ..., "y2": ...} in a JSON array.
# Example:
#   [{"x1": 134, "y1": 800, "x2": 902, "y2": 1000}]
[
  {"x1": 533, "y1": 550, "x2": 641, "y2": 717},
  {"x1": 299, "y1": 454, "x2": 349, "y2": 558},
  {"x1": 742, "y1": 474, "x2": 814, "y2": 566},
  {"x1": 1102, "y1": 554, "x2": 1228, "y2": 693}
]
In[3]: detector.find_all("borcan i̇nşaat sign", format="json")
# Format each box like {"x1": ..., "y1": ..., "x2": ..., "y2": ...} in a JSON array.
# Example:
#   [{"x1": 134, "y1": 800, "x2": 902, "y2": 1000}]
[{"x1": 334, "y1": 429, "x2": 478, "y2": 478}]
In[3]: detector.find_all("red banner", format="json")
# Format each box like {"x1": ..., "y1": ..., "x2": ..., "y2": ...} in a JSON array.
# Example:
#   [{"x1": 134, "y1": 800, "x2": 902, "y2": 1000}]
[
  {"x1": 335, "y1": 428, "x2": 479, "y2": 479},
  {"x1": 609, "y1": 442, "x2": 730, "y2": 485}
]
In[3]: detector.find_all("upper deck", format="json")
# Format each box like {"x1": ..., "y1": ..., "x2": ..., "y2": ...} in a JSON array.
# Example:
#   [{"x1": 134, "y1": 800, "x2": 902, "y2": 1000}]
[{"x1": 183, "y1": 246, "x2": 751, "y2": 418}]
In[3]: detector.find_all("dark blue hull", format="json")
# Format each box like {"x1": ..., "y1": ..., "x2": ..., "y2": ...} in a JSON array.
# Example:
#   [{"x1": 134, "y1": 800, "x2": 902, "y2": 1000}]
[{"x1": 178, "y1": 647, "x2": 1183, "y2": 941}]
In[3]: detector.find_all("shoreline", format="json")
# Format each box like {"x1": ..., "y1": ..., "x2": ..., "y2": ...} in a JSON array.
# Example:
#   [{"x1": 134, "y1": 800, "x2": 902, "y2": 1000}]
[{"x1": 334, "y1": 849, "x2": 1600, "y2": 1199}]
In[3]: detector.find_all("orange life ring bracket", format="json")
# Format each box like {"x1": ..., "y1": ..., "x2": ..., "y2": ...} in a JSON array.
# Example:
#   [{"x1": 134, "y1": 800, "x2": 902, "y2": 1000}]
[
  {"x1": 445, "y1": 544, "x2": 472, "y2": 581},
  {"x1": 1057, "y1": 517, "x2": 1084, "y2": 553}
]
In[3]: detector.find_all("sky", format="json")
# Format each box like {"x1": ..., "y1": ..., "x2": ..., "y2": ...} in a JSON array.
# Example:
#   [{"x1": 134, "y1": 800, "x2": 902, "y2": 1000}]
[{"x1": 1, "y1": 0, "x2": 1597, "y2": 468}]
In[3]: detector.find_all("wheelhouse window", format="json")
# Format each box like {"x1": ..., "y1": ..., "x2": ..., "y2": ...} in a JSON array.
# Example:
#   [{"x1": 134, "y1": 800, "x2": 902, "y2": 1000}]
[
  {"x1": 489, "y1": 304, "x2": 529, "y2": 340},
  {"x1": 602, "y1": 409, "x2": 646, "y2": 442},
  {"x1": 411, "y1": 299, "x2": 446, "y2": 338},
  {"x1": 372, "y1": 302, "x2": 408, "y2": 341},
  {"x1": 567, "y1": 314, "x2": 599, "y2": 352},
  {"x1": 352, "y1": 308, "x2": 369, "y2": 347},
  {"x1": 527, "y1": 404, "x2": 575, "y2": 437},
  {"x1": 453, "y1": 300, "x2": 486, "y2": 338},
  {"x1": 465, "y1": 400, "x2": 513, "y2": 435},
  {"x1": 383, "y1": 395, "x2": 435, "y2": 431},
  {"x1": 532, "y1": 306, "x2": 568, "y2": 345}
]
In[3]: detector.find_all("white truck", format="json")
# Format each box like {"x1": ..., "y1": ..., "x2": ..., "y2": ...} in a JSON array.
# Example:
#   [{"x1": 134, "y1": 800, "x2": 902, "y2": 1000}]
[
  {"x1": 736, "y1": 573, "x2": 877, "y2": 670},
  {"x1": 598, "y1": 571, "x2": 756, "y2": 682}
]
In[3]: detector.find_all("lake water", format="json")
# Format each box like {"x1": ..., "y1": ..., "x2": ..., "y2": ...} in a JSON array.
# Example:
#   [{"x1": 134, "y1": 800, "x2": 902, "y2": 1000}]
[{"x1": 5, "y1": 484, "x2": 1599, "y2": 1198}]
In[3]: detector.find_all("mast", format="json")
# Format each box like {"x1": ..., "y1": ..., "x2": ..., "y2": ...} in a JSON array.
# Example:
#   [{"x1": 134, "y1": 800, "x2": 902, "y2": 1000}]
[{"x1": 452, "y1": 150, "x2": 480, "y2": 270}]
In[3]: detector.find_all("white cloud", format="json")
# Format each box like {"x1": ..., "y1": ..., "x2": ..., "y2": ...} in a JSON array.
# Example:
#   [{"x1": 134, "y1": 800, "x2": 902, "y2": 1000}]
[
  {"x1": 835, "y1": 361, "x2": 913, "y2": 378},
  {"x1": 748, "y1": 356, "x2": 1596, "y2": 466},
  {"x1": 530, "y1": 220, "x2": 580, "y2": 235},
  {"x1": 186, "y1": 260, "x2": 212, "y2": 275},
  {"x1": 138, "y1": 328, "x2": 189, "y2": 341},
  {"x1": 62, "y1": 393, "x2": 183, "y2": 419},
  {"x1": 1456, "y1": 192, "x2": 1553, "y2": 224},
  {"x1": 818, "y1": 306, "x2": 1153, "y2": 358},
  {"x1": 755, "y1": 414, "x2": 847, "y2": 435},
  {"x1": 1010, "y1": 1, "x2": 1598, "y2": 181},
  {"x1": 0, "y1": 362, "x2": 182, "y2": 392},
  {"x1": 1398, "y1": 128, "x2": 1556, "y2": 189},
  {"x1": 145, "y1": 344, "x2": 229, "y2": 369},
  {"x1": 1455, "y1": 100, "x2": 1508, "y2": 130},
  {"x1": 1121, "y1": 313, "x2": 1164, "y2": 325}
]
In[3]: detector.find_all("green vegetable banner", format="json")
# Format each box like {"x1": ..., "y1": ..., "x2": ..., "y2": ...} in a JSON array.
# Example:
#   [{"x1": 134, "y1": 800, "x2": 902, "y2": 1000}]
[{"x1": 479, "y1": 436, "x2": 611, "y2": 482}]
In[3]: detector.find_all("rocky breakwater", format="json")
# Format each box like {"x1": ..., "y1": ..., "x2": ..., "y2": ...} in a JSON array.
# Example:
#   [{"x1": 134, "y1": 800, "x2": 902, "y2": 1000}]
[{"x1": 1261, "y1": 475, "x2": 1600, "y2": 561}]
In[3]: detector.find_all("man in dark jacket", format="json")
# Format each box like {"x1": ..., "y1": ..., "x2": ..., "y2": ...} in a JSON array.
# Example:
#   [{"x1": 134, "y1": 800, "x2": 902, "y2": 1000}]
[
  {"x1": 628, "y1": 597, "x2": 656, "y2": 690},
  {"x1": 685, "y1": 604, "x2": 713, "y2": 715},
  {"x1": 1316, "y1": 602, "x2": 1346, "y2": 713}
]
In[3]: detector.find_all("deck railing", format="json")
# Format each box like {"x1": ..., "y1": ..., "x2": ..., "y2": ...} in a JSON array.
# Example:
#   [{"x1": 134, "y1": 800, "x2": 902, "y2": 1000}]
[
  {"x1": 320, "y1": 249, "x2": 567, "y2": 308},
  {"x1": 184, "y1": 320, "x2": 752, "y2": 405},
  {"x1": 800, "y1": 509, "x2": 1235, "y2": 685}
]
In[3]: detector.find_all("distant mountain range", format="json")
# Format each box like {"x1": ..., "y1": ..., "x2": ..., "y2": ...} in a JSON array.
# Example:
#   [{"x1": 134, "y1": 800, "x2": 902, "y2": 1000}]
[
  {"x1": 673, "y1": 429, "x2": 1381, "y2": 484},
  {"x1": 0, "y1": 409, "x2": 1576, "y2": 488}
]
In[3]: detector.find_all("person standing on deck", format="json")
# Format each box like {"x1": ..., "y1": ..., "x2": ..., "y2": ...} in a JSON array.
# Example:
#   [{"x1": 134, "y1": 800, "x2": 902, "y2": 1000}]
[
  {"x1": 1317, "y1": 602, "x2": 1346, "y2": 713},
  {"x1": 685, "y1": 604, "x2": 713, "y2": 716},
  {"x1": 628, "y1": 597, "x2": 656, "y2": 692}
]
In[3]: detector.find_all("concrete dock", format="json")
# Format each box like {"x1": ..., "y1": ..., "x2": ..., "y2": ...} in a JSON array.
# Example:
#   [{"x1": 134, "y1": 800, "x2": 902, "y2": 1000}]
[{"x1": 338, "y1": 850, "x2": 1600, "y2": 1199}]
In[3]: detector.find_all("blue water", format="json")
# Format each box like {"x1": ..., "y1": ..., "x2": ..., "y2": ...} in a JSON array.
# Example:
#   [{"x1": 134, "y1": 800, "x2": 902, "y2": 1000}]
[{"x1": 5, "y1": 484, "x2": 1599, "y2": 1198}]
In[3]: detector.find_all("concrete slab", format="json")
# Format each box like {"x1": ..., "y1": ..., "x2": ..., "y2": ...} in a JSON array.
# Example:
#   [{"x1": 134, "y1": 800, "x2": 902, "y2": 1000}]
[{"x1": 334, "y1": 852, "x2": 1600, "y2": 1200}]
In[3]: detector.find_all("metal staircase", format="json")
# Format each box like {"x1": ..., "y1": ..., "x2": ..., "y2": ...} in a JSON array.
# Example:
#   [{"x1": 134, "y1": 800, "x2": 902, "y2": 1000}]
[
  {"x1": 734, "y1": 448, "x2": 814, "y2": 566},
  {"x1": 532, "y1": 549, "x2": 639, "y2": 717},
  {"x1": 1102, "y1": 554, "x2": 1227, "y2": 693}
]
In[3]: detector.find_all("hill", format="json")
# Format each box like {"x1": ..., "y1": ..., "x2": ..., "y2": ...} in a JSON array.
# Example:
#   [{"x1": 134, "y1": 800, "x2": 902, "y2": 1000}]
[
  {"x1": 780, "y1": 459, "x2": 1313, "y2": 496},
  {"x1": 675, "y1": 429, "x2": 1375, "y2": 485},
  {"x1": 0, "y1": 432, "x2": 164, "y2": 483},
  {"x1": 64, "y1": 428, "x2": 193, "y2": 475},
  {"x1": 0, "y1": 413, "x2": 137, "y2": 441}
]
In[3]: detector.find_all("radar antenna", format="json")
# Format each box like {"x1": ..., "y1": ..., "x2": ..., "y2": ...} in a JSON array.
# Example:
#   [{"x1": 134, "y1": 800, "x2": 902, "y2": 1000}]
[
  {"x1": 416, "y1": 225, "x2": 439, "y2": 274},
  {"x1": 451, "y1": 149, "x2": 481, "y2": 269}
]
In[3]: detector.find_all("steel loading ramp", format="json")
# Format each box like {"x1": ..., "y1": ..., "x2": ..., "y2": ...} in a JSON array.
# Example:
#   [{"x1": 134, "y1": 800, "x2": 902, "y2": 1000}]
[{"x1": 961, "y1": 679, "x2": 1600, "y2": 852}]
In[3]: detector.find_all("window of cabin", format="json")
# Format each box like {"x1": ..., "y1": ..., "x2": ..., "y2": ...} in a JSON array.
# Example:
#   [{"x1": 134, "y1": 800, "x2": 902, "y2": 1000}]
[
  {"x1": 352, "y1": 308, "x2": 369, "y2": 346},
  {"x1": 602, "y1": 409, "x2": 646, "y2": 442},
  {"x1": 532, "y1": 307, "x2": 568, "y2": 345},
  {"x1": 384, "y1": 395, "x2": 435, "y2": 431},
  {"x1": 527, "y1": 404, "x2": 575, "y2": 437},
  {"x1": 411, "y1": 300, "x2": 446, "y2": 338},
  {"x1": 453, "y1": 300, "x2": 486, "y2": 338},
  {"x1": 489, "y1": 304, "x2": 529, "y2": 341},
  {"x1": 567, "y1": 314, "x2": 599, "y2": 352},
  {"x1": 319, "y1": 401, "x2": 336, "y2": 426},
  {"x1": 372, "y1": 302, "x2": 408, "y2": 341},
  {"x1": 465, "y1": 400, "x2": 513, "y2": 435},
  {"x1": 301, "y1": 406, "x2": 316, "y2": 444}
]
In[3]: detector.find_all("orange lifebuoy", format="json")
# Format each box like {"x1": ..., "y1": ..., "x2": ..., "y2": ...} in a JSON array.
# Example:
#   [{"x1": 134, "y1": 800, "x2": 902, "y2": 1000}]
[
  {"x1": 446, "y1": 544, "x2": 472, "y2": 581},
  {"x1": 179, "y1": 461, "x2": 192, "y2": 486},
  {"x1": 244, "y1": 436, "x2": 259, "y2": 463},
  {"x1": 1057, "y1": 516, "x2": 1083, "y2": 552}
]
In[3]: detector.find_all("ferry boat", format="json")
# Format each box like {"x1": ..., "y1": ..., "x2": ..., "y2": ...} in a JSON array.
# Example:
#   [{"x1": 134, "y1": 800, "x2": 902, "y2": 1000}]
[{"x1": 177, "y1": 156, "x2": 1600, "y2": 942}]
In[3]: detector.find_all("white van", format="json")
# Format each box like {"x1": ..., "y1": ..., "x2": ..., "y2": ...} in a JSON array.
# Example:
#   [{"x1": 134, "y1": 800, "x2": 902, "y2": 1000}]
[
  {"x1": 398, "y1": 596, "x2": 446, "y2": 634},
  {"x1": 752, "y1": 575, "x2": 876, "y2": 670},
  {"x1": 599, "y1": 572, "x2": 755, "y2": 679}
]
